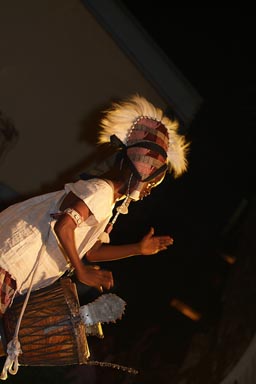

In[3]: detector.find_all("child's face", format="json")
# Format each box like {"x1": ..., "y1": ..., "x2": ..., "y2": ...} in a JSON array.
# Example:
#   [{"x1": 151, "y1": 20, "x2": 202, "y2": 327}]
[{"x1": 137, "y1": 172, "x2": 166, "y2": 200}]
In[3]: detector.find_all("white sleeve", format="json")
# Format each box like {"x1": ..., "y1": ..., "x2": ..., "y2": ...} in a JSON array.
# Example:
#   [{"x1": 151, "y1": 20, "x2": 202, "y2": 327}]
[{"x1": 64, "y1": 178, "x2": 114, "y2": 222}]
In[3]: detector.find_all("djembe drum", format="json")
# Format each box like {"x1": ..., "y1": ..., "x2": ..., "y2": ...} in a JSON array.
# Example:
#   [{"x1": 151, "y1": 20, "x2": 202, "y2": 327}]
[{"x1": 1, "y1": 278, "x2": 90, "y2": 366}]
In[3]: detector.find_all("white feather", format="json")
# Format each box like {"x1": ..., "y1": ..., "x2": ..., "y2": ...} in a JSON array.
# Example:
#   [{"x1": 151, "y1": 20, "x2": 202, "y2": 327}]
[{"x1": 98, "y1": 94, "x2": 189, "y2": 177}]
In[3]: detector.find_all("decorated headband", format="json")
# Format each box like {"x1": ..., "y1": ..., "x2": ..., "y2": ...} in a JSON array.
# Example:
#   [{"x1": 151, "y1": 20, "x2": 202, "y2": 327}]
[{"x1": 98, "y1": 94, "x2": 189, "y2": 179}]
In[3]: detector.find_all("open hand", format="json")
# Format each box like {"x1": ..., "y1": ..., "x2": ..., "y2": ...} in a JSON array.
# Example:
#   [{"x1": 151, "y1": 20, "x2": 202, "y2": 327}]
[{"x1": 139, "y1": 227, "x2": 174, "y2": 255}]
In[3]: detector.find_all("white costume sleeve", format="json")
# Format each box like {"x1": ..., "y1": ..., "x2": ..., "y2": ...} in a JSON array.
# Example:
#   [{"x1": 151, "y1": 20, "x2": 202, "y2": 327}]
[{"x1": 64, "y1": 178, "x2": 114, "y2": 222}]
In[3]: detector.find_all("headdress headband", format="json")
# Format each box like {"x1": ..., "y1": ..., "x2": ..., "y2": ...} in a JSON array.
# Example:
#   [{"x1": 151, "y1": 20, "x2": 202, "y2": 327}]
[{"x1": 98, "y1": 94, "x2": 189, "y2": 179}]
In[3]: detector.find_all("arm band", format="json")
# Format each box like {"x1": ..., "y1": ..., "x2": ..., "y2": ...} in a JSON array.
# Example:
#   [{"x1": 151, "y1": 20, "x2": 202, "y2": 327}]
[{"x1": 64, "y1": 208, "x2": 83, "y2": 226}]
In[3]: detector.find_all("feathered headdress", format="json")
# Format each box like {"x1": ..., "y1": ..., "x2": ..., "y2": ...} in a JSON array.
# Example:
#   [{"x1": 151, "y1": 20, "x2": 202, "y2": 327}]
[
  {"x1": 98, "y1": 94, "x2": 189, "y2": 179},
  {"x1": 97, "y1": 95, "x2": 190, "y2": 243}
]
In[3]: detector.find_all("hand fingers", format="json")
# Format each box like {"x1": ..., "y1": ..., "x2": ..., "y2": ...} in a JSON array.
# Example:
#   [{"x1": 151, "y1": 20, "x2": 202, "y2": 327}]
[
  {"x1": 157, "y1": 236, "x2": 174, "y2": 245},
  {"x1": 97, "y1": 270, "x2": 114, "y2": 291},
  {"x1": 90, "y1": 264, "x2": 114, "y2": 285},
  {"x1": 144, "y1": 227, "x2": 154, "y2": 239},
  {"x1": 92, "y1": 265, "x2": 100, "y2": 270},
  {"x1": 78, "y1": 266, "x2": 114, "y2": 291},
  {"x1": 152, "y1": 236, "x2": 174, "y2": 253}
]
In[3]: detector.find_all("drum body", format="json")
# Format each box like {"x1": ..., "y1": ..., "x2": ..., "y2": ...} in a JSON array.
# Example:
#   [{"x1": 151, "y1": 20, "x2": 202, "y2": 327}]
[{"x1": 2, "y1": 278, "x2": 90, "y2": 366}]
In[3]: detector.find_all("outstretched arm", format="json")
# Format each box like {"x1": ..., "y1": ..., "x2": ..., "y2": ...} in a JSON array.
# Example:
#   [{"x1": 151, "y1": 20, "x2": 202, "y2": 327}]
[{"x1": 86, "y1": 227, "x2": 174, "y2": 262}]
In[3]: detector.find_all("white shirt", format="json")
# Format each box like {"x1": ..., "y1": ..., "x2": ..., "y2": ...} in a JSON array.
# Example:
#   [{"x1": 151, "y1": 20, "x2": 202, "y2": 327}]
[{"x1": 0, "y1": 179, "x2": 114, "y2": 294}]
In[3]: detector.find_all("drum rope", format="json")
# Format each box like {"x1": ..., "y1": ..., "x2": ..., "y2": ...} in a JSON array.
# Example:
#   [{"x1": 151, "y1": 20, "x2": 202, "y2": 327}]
[
  {"x1": 84, "y1": 360, "x2": 139, "y2": 375},
  {"x1": 0, "y1": 226, "x2": 51, "y2": 381}
]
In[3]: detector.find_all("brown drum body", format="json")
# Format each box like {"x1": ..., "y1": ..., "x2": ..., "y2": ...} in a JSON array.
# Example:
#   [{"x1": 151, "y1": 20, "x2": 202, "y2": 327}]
[{"x1": 2, "y1": 278, "x2": 90, "y2": 366}]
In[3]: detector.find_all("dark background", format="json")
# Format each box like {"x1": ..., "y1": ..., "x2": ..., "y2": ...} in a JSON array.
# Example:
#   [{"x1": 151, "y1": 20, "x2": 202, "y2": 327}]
[
  {"x1": 109, "y1": 4, "x2": 255, "y2": 312},
  {"x1": 75, "y1": 5, "x2": 256, "y2": 383},
  {"x1": 1, "y1": 5, "x2": 255, "y2": 384}
]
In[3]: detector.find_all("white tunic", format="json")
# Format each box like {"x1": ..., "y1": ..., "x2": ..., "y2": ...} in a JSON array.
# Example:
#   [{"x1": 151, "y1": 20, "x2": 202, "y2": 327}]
[{"x1": 0, "y1": 179, "x2": 114, "y2": 294}]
